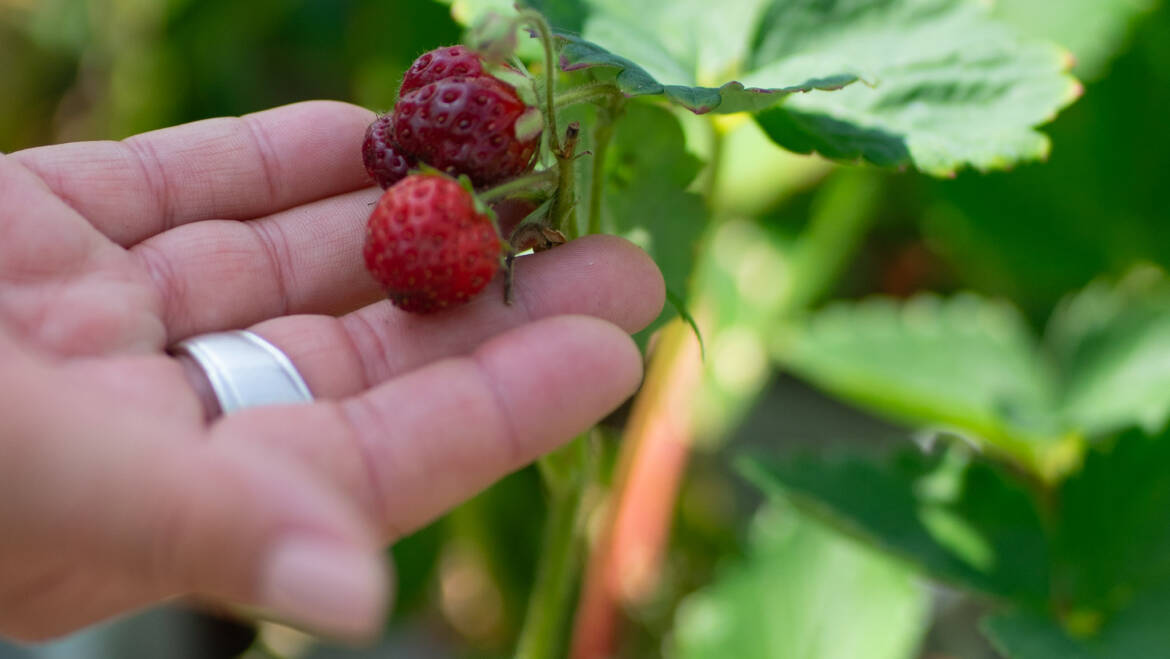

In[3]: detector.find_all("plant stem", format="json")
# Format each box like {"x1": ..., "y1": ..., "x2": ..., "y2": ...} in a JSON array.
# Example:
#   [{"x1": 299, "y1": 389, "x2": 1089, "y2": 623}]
[
  {"x1": 515, "y1": 434, "x2": 592, "y2": 659},
  {"x1": 480, "y1": 169, "x2": 559, "y2": 203},
  {"x1": 553, "y1": 123, "x2": 580, "y2": 238},
  {"x1": 570, "y1": 318, "x2": 703, "y2": 659},
  {"x1": 702, "y1": 116, "x2": 728, "y2": 212},
  {"x1": 587, "y1": 101, "x2": 621, "y2": 236},
  {"x1": 518, "y1": 9, "x2": 561, "y2": 156}
]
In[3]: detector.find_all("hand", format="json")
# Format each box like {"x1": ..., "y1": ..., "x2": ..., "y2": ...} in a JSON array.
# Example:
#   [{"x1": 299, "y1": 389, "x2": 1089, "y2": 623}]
[{"x1": 0, "y1": 101, "x2": 663, "y2": 641}]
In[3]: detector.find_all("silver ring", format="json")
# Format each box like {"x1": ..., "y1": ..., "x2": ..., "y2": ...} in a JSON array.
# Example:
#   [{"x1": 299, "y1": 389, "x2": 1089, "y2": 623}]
[{"x1": 171, "y1": 330, "x2": 313, "y2": 415}]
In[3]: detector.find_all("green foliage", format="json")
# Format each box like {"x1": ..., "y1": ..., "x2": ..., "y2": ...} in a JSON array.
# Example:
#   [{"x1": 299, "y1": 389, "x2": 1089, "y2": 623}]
[
  {"x1": 741, "y1": 425, "x2": 1170, "y2": 659},
  {"x1": 602, "y1": 102, "x2": 707, "y2": 334},
  {"x1": 778, "y1": 293, "x2": 1072, "y2": 476},
  {"x1": 753, "y1": 0, "x2": 1081, "y2": 175},
  {"x1": 779, "y1": 268, "x2": 1170, "y2": 479},
  {"x1": 740, "y1": 447, "x2": 1051, "y2": 604},
  {"x1": 673, "y1": 502, "x2": 929, "y2": 659},
  {"x1": 526, "y1": 0, "x2": 1080, "y2": 174},
  {"x1": 917, "y1": 2, "x2": 1170, "y2": 316},
  {"x1": 530, "y1": 0, "x2": 860, "y2": 114},
  {"x1": 691, "y1": 169, "x2": 884, "y2": 442},
  {"x1": 1049, "y1": 269, "x2": 1170, "y2": 437},
  {"x1": 1053, "y1": 429, "x2": 1170, "y2": 611},
  {"x1": 549, "y1": 32, "x2": 857, "y2": 114},
  {"x1": 983, "y1": 581, "x2": 1170, "y2": 659}
]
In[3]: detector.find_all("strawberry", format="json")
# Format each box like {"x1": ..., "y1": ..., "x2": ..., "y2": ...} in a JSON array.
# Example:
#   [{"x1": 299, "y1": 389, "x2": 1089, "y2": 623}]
[
  {"x1": 362, "y1": 114, "x2": 417, "y2": 189},
  {"x1": 363, "y1": 174, "x2": 504, "y2": 313},
  {"x1": 392, "y1": 75, "x2": 541, "y2": 188},
  {"x1": 399, "y1": 45, "x2": 488, "y2": 96}
]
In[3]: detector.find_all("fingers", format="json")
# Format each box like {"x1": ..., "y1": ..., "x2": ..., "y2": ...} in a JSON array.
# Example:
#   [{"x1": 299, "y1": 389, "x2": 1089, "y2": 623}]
[
  {"x1": 10, "y1": 101, "x2": 376, "y2": 246},
  {"x1": 249, "y1": 235, "x2": 665, "y2": 397},
  {"x1": 215, "y1": 315, "x2": 644, "y2": 540},
  {"x1": 0, "y1": 349, "x2": 388, "y2": 640},
  {"x1": 132, "y1": 187, "x2": 383, "y2": 341}
]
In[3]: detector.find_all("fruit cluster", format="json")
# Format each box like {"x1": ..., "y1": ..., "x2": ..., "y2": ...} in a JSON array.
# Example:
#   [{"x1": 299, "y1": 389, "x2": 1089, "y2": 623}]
[
  {"x1": 362, "y1": 46, "x2": 543, "y2": 314},
  {"x1": 362, "y1": 45, "x2": 541, "y2": 190}
]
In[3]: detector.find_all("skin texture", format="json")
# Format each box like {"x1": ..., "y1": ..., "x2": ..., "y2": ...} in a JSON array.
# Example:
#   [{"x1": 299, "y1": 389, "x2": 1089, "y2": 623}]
[{"x1": 0, "y1": 101, "x2": 664, "y2": 642}]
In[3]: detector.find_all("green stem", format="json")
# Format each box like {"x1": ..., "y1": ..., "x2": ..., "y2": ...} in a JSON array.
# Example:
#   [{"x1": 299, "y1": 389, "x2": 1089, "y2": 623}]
[
  {"x1": 518, "y1": 9, "x2": 561, "y2": 156},
  {"x1": 514, "y1": 435, "x2": 592, "y2": 659},
  {"x1": 554, "y1": 139, "x2": 578, "y2": 238},
  {"x1": 703, "y1": 116, "x2": 728, "y2": 214},
  {"x1": 782, "y1": 169, "x2": 883, "y2": 312},
  {"x1": 480, "y1": 169, "x2": 559, "y2": 203},
  {"x1": 587, "y1": 102, "x2": 621, "y2": 235}
]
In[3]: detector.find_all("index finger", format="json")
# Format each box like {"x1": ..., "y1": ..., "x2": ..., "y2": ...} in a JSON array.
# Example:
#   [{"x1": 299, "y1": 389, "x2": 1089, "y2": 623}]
[{"x1": 10, "y1": 101, "x2": 376, "y2": 246}]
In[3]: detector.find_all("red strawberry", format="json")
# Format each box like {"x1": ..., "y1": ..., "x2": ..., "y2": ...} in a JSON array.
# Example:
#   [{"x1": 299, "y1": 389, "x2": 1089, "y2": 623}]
[
  {"x1": 362, "y1": 114, "x2": 417, "y2": 189},
  {"x1": 392, "y1": 75, "x2": 541, "y2": 188},
  {"x1": 400, "y1": 45, "x2": 487, "y2": 96},
  {"x1": 363, "y1": 174, "x2": 504, "y2": 313}
]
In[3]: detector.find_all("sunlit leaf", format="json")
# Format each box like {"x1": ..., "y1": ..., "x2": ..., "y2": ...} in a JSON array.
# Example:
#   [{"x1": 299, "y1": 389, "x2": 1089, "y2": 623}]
[
  {"x1": 674, "y1": 501, "x2": 930, "y2": 659},
  {"x1": 775, "y1": 293, "x2": 1074, "y2": 475},
  {"x1": 753, "y1": 0, "x2": 1082, "y2": 175},
  {"x1": 1047, "y1": 268, "x2": 1170, "y2": 437},
  {"x1": 529, "y1": 0, "x2": 861, "y2": 114},
  {"x1": 918, "y1": 5, "x2": 1170, "y2": 313}
]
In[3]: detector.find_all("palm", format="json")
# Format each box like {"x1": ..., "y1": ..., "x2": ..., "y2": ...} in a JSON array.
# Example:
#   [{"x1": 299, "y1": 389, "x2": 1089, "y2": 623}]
[
  {"x1": 0, "y1": 191, "x2": 161, "y2": 356},
  {"x1": 0, "y1": 101, "x2": 662, "y2": 640}
]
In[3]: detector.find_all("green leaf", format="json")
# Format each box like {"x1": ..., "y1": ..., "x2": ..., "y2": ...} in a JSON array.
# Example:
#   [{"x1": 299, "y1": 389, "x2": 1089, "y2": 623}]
[
  {"x1": 776, "y1": 294, "x2": 1075, "y2": 476},
  {"x1": 739, "y1": 447, "x2": 1052, "y2": 604},
  {"x1": 992, "y1": 0, "x2": 1158, "y2": 80},
  {"x1": 983, "y1": 581, "x2": 1170, "y2": 659},
  {"x1": 674, "y1": 501, "x2": 929, "y2": 659},
  {"x1": 529, "y1": 0, "x2": 863, "y2": 114},
  {"x1": 754, "y1": 0, "x2": 1082, "y2": 175},
  {"x1": 915, "y1": 3, "x2": 1170, "y2": 313},
  {"x1": 603, "y1": 102, "x2": 706, "y2": 332},
  {"x1": 551, "y1": 31, "x2": 858, "y2": 114},
  {"x1": 1052, "y1": 427, "x2": 1170, "y2": 610},
  {"x1": 667, "y1": 289, "x2": 706, "y2": 361},
  {"x1": 1046, "y1": 267, "x2": 1170, "y2": 438}
]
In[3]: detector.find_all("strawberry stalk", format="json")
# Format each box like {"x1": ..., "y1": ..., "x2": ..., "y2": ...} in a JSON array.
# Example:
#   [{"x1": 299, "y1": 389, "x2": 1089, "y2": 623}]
[
  {"x1": 517, "y1": 9, "x2": 578, "y2": 237},
  {"x1": 478, "y1": 169, "x2": 559, "y2": 204},
  {"x1": 554, "y1": 123, "x2": 580, "y2": 237},
  {"x1": 586, "y1": 99, "x2": 623, "y2": 235},
  {"x1": 518, "y1": 9, "x2": 562, "y2": 156},
  {"x1": 514, "y1": 431, "x2": 594, "y2": 659},
  {"x1": 510, "y1": 11, "x2": 594, "y2": 659}
]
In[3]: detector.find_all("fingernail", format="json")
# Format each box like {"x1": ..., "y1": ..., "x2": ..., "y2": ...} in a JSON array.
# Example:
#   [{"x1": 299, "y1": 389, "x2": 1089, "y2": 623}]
[{"x1": 258, "y1": 537, "x2": 387, "y2": 640}]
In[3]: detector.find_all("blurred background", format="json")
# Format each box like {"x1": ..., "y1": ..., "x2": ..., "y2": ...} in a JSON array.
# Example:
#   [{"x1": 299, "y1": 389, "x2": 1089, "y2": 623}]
[{"x1": 3, "y1": 0, "x2": 1169, "y2": 657}]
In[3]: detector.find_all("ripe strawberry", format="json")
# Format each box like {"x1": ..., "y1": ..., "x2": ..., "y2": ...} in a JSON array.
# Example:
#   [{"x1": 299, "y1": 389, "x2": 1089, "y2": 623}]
[
  {"x1": 364, "y1": 174, "x2": 504, "y2": 313},
  {"x1": 400, "y1": 45, "x2": 487, "y2": 96},
  {"x1": 362, "y1": 114, "x2": 417, "y2": 189},
  {"x1": 392, "y1": 75, "x2": 541, "y2": 188}
]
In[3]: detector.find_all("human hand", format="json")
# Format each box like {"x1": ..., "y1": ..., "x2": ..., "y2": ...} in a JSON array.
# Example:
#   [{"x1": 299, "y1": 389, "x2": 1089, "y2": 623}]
[{"x1": 0, "y1": 101, "x2": 663, "y2": 641}]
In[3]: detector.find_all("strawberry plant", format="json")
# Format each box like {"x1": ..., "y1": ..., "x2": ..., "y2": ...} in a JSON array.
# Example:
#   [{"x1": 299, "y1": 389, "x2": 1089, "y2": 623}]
[
  {"x1": 343, "y1": 1, "x2": 1170, "y2": 657},
  {"x1": 4, "y1": 0, "x2": 1169, "y2": 657}
]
